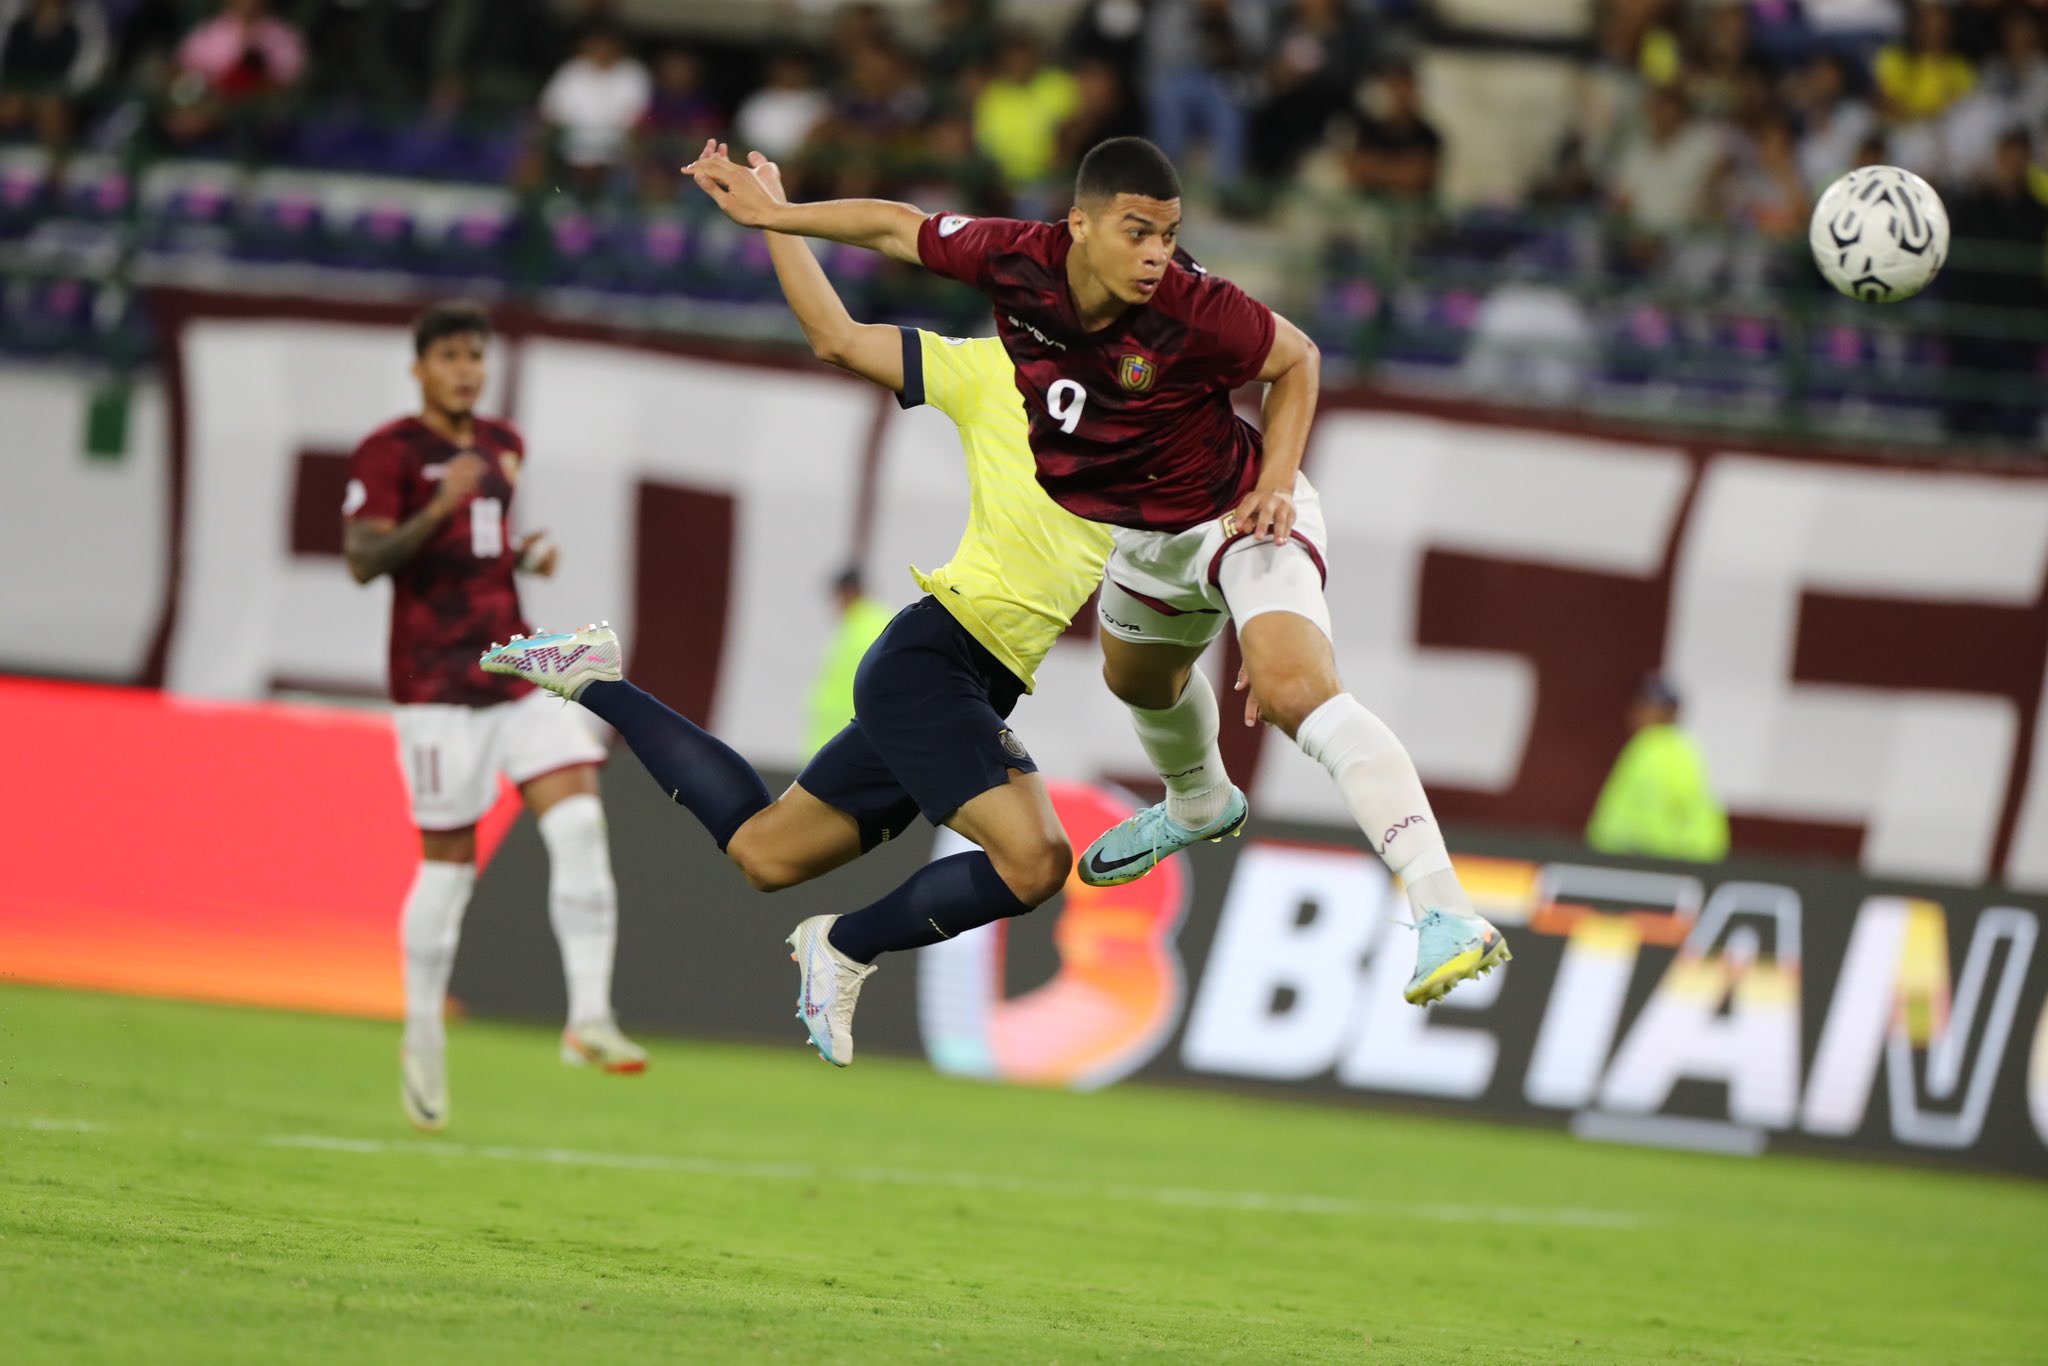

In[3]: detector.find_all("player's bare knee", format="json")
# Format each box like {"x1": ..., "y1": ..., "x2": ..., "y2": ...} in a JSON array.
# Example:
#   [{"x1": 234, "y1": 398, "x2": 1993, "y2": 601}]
[
  {"x1": 996, "y1": 837, "x2": 1072, "y2": 906},
  {"x1": 1255, "y1": 670, "x2": 1338, "y2": 737},
  {"x1": 725, "y1": 828, "x2": 798, "y2": 893},
  {"x1": 1102, "y1": 656, "x2": 1187, "y2": 711}
]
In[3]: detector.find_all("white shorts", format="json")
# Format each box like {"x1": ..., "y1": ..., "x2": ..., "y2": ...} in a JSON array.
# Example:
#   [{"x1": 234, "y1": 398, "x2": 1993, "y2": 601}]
[
  {"x1": 393, "y1": 688, "x2": 608, "y2": 831},
  {"x1": 1096, "y1": 472, "x2": 1332, "y2": 648}
]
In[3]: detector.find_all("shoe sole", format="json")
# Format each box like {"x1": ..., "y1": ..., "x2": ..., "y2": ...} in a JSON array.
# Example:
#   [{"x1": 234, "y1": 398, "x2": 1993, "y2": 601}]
[
  {"x1": 1404, "y1": 935, "x2": 1513, "y2": 1007},
  {"x1": 1076, "y1": 803, "x2": 1249, "y2": 888},
  {"x1": 787, "y1": 925, "x2": 850, "y2": 1068},
  {"x1": 560, "y1": 1038, "x2": 648, "y2": 1074}
]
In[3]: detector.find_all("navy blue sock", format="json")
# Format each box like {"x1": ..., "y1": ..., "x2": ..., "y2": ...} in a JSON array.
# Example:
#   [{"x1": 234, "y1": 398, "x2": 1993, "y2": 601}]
[
  {"x1": 576, "y1": 679, "x2": 769, "y2": 850},
  {"x1": 827, "y1": 850, "x2": 1034, "y2": 963}
]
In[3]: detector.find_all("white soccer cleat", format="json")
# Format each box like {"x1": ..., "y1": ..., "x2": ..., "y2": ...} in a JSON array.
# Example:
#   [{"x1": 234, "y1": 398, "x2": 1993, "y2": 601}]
[
  {"x1": 479, "y1": 622, "x2": 622, "y2": 700},
  {"x1": 400, "y1": 1039, "x2": 448, "y2": 1133},
  {"x1": 561, "y1": 1017, "x2": 648, "y2": 1074},
  {"x1": 786, "y1": 914, "x2": 876, "y2": 1067}
]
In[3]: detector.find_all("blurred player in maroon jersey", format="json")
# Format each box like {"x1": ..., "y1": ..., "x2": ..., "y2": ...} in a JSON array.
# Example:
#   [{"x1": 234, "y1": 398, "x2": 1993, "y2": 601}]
[
  {"x1": 687, "y1": 136, "x2": 1509, "y2": 1006},
  {"x1": 343, "y1": 302, "x2": 645, "y2": 1132}
]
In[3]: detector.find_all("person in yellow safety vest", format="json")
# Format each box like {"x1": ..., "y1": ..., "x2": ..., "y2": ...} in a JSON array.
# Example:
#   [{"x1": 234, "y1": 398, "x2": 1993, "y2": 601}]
[
  {"x1": 806, "y1": 568, "x2": 895, "y2": 757},
  {"x1": 1586, "y1": 674, "x2": 1730, "y2": 862}
]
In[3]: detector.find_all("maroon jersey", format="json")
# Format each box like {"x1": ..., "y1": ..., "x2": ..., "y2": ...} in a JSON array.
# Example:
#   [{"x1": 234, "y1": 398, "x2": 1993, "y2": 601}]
[
  {"x1": 343, "y1": 416, "x2": 532, "y2": 706},
  {"x1": 916, "y1": 213, "x2": 1276, "y2": 532}
]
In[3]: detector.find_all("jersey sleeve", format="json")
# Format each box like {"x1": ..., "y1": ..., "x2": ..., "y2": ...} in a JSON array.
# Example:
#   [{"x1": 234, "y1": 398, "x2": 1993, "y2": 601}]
[
  {"x1": 343, "y1": 430, "x2": 405, "y2": 523},
  {"x1": 896, "y1": 329, "x2": 991, "y2": 426},
  {"x1": 915, "y1": 213, "x2": 1029, "y2": 288},
  {"x1": 1182, "y1": 271, "x2": 1277, "y2": 390}
]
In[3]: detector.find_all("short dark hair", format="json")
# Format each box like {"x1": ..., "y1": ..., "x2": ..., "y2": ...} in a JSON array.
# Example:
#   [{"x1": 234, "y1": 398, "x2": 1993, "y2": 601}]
[
  {"x1": 1075, "y1": 137, "x2": 1181, "y2": 206},
  {"x1": 413, "y1": 301, "x2": 491, "y2": 357}
]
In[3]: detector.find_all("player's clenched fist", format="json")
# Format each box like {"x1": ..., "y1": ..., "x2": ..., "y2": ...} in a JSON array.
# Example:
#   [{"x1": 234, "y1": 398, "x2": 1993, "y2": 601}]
[{"x1": 433, "y1": 452, "x2": 487, "y2": 511}]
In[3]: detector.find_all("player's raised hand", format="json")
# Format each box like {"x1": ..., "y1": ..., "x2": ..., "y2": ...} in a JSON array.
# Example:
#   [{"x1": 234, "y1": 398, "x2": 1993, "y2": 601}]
[
  {"x1": 685, "y1": 139, "x2": 778, "y2": 228},
  {"x1": 1234, "y1": 481, "x2": 1297, "y2": 544},
  {"x1": 746, "y1": 149, "x2": 789, "y2": 206},
  {"x1": 433, "y1": 452, "x2": 487, "y2": 511}
]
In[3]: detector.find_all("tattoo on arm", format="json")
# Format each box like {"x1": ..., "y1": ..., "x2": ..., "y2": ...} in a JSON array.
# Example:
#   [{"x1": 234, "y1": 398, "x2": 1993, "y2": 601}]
[{"x1": 344, "y1": 502, "x2": 454, "y2": 584}]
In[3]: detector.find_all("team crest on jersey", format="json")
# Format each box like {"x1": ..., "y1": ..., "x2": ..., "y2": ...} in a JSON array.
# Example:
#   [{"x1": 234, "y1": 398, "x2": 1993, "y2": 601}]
[
  {"x1": 997, "y1": 728, "x2": 1030, "y2": 762},
  {"x1": 1117, "y1": 354, "x2": 1156, "y2": 392},
  {"x1": 500, "y1": 451, "x2": 521, "y2": 486}
]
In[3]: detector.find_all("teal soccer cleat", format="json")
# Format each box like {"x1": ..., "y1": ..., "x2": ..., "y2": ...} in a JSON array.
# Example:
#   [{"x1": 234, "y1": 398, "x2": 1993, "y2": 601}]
[
  {"x1": 1403, "y1": 908, "x2": 1512, "y2": 1006},
  {"x1": 479, "y1": 623, "x2": 622, "y2": 700},
  {"x1": 1076, "y1": 787, "x2": 1249, "y2": 887}
]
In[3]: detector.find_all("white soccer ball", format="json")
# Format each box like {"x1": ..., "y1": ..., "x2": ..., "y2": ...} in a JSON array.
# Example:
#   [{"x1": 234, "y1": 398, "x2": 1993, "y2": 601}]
[{"x1": 1808, "y1": 165, "x2": 1949, "y2": 303}]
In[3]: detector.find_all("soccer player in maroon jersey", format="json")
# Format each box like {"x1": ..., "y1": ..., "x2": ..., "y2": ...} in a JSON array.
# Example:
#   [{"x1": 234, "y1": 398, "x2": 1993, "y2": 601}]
[
  {"x1": 686, "y1": 136, "x2": 1509, "y2": 1005},
  {"x1": 343, "y1": 302, "x2": 645, "y2": 1131}
]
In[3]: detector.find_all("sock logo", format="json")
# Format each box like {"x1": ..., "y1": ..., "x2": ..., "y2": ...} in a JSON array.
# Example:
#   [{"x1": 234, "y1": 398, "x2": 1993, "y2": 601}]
[
  {"x1": 1377, "y1": 814, "x2": 1429, "y2": 853},
  {"x1": 1162, "y1": 765, "x2": 1206, "y2": 780}
]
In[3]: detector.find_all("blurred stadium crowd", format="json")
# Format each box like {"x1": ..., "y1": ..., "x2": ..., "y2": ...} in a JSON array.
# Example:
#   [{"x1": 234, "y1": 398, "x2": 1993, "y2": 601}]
[{"x1": 1, "y1": 0, "x2": 2043, "y2": 445}]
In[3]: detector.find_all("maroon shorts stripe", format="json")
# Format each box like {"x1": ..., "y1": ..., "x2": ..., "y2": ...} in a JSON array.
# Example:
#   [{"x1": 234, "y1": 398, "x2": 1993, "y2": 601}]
[{"x1": 1206, "y1": 530, "x2": 1329, "y2": 590}]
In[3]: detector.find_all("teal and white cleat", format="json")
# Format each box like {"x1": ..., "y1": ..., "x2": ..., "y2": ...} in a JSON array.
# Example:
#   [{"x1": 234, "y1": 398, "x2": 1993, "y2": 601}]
[
  {"x1": 786, "y1": 914, "x2": 876, "y2": 1067},
  {"x1": 1076, "y1": 787, "x2": 1249, "y2": 887},
  {"x1": 399, "y1": 1038, "x2": 448, "y2": 1134},
  {"x1": 479, "y1": 622, "x2": 621, "y2": 700},
  {"x1": 1403, "y1": 909, "x2": 1512, "y2": 1006}
]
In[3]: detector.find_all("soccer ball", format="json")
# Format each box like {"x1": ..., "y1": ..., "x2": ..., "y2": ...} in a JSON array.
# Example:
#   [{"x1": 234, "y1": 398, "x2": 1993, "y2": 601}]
[{"x1": 1808, "y1": 165, "x2": 1949, "y2": 303}]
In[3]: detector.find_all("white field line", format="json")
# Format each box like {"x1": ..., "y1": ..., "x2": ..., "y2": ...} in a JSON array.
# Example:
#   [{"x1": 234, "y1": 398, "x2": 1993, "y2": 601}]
[{"x1": 12, "y1": 1116, "x2": 1651, "y2": 1230}]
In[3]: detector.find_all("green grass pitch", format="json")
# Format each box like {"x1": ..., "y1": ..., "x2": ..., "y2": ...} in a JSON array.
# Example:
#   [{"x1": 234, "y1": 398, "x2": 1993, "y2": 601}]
[{"x1": 4, "y1": 985, "x2": 2044, "y2": 1364}]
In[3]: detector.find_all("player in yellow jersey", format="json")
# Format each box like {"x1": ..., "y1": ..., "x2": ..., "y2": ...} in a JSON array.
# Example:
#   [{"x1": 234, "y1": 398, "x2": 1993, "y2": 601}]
[{"x1": 481, "y1": 150, "x2": 1112, "y2": 1066}]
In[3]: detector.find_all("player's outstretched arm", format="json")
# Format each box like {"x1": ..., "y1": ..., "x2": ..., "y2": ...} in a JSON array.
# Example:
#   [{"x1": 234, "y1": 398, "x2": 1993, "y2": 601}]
[
  {"x1": 343, "y1": 452, "x2": 482, "y2": 584},
  {"x1": 685, "y1": 140, "x2": 924, "y2": 265},
  {"x1": 1236, "y1": 313, "x2": 1322, "y2": 543},
  {"x1": 746, "y1": 153, "x2": 905, "y2": 392}
]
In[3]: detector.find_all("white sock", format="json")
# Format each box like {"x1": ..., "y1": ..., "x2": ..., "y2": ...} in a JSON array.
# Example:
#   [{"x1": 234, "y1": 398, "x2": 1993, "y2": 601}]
[
  {"x1": 1128, "y1": 669, "x2": 1231, "y2": 829},
  {"x1": 539, "y1": 793, "x2": 619, "y2": 1027},
  {"x1": 401, "y1": 859, "x2": 475, "y2": 1050},
  {"x1": 1294, "y1": 694, "x2": 1476, "y2": 920}
]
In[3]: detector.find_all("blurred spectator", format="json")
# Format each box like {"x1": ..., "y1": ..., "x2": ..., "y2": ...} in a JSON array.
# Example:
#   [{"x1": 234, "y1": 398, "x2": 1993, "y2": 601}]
[
  {"x1": 304, "y1": 0, "x2": 441, "y2": 104},
  {"x1": 805, "y1": 568, "x2": 893, "y2": 758},
  {"x1": 162, "y1": 0, "x2": 307, "y2": 148},
  {"x1": 0, "y1": 0, "x2": 108, "y2": 156},
  {"x1": 433, "y1": 0, "x2": 564, "y2": 116},
  {"x1": 1609, "y1": 84, "x2": 1723, "y2": 242},
  {"x1": 1055, "y1": 54, "x2": 1143, "y2": 172},
  {"x1": 637, "y1": 47, "x2": 721, "y2": 190},
  {"x1": 1346, "y1": 61, "x2": 1440, "y2": 201},
  {"x1": 1875, "y1": 1, "x2": 1976, "y2": 123},
  {"x1": 734, "y1": 49, "x2": 827, "y2": 161},
  {"x1": 539, "y1": 23, "x2": 650, "y2": 185},
  {"x1": 973, "y1": 29, "x2": 1079, "y2": 190},
  {"x1": 1251, "y1": 0, "x2": 1371, "y2": 176},
  {"x1": 1727, "y1": 110, "x2": 1809, "y2": 239},
  {"x1": 1979, "y1": 7, "x2": 2048, "y2": 135},
  {"x1": 1140, "y1": 0, "x2": 1265, "y2": 193},
  {"x1": 1685, "y1": 1, "x2": 1762, "y2": 121},
  {"x1": 1066, "y1": 0, "x2": 1147, "y2": 87},
  {"x1": 928, "y1": 0, "x2": 996, "y2": 84},
  {"x1": 821, "y1": 39, "x2": 926, "y2": 149},
  {"x1": 1940, "y1": 127, "x2": 2048, "y2": 441},
  {"x1": 904, "y1": 105, "x2": 1005, "y2": 214},
  {"x1": 1586, "y1": 675, "x2": 1730, "y2": 863},
  {"x1": 1790, "y1": 50, "x2": 1877, "y2": 192}
]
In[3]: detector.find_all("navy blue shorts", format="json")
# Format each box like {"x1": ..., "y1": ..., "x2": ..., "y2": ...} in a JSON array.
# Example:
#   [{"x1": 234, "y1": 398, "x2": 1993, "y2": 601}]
[{"x1": 796, "y1": 596, "x2": 1036, "y2": 849}]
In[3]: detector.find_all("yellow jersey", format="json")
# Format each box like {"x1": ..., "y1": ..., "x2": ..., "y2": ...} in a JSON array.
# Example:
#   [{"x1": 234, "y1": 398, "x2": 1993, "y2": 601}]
[{"x1": 900, "y1": 329, "x2": 1113, "y2": 692}]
